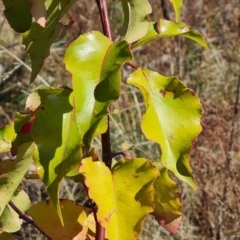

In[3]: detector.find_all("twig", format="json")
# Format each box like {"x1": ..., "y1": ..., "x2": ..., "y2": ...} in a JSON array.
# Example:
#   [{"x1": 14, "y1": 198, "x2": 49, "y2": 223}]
[
  {"x1": 9, "y1": 201, "x2": 51, "y2": 240},
  {"x1": 126, "y1": 62, "x2": 138, "y2": 70},
  {"x1": 82, "y1": 182, "x2": 105, "y2": 240},
  {"x1": 94, "y1": 0, "x2": 114, "y2": 239},
  {"x1": 95, "y1": 0, "x2": 112, "y2": 41}
]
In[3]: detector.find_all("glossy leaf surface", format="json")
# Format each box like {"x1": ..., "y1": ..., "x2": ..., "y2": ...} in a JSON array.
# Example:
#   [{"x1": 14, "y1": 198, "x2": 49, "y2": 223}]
[
  {"x1": 27, "y1": 88, "x2": 82, "y2": 220},
  {"x1": 80, "y1": 157, "x2": 158, "y2": 240},
  {"x1": 0, "y1": 143, "x2": 34, "y2": 216},
  {"x1": 2, "y1": 0, "x2": 32, "y2": 32},
  {"x1": 127, "y1": 69, "x2": 202, "y2": 189},
  {"x1": 132, "y1": 20, "x2": 208, "y2": 49},
  {"x1": 23, "y1": 0, "x2": 76, "y2": 82},
  {"x1": 27, "y1": 200, "x2": 88, "y2": 240},
  {"x1": 64, "y1": 31, "x2": 132, "y2": 151},
  {"x1": 0, "y1": 123, "x2": 15, "y2": 153},
  {"x1": 120, "y1": 0, "x2": 152, "y2": 43},
  {"x1": 169, "y1": 0, "x2": 183, "y2": 21},
  {"x1": 0, "y1": 190, "x2": 31, "y2": 232},
  {"x1": 152, "y1": 165, "x2": 182, "y2": 234}
]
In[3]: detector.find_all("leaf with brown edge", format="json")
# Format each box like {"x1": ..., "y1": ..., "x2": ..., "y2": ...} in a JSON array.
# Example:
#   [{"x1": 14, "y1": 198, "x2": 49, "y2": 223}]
[
  {"x1": 152, "y1": 165, "x2": 182, "y2": 234},
  {"x1": 79, "y1": 157, "x2": 159, "y2": 240},
  {"x1": 132, "y1": 20, "x2": 208, "y2": 49},
  {"x1": 27, "y1": 200, "x2": 88, "y2": 240},
  {"x1": 127, "y1": 68, "x2": 202, "y2": 189}
]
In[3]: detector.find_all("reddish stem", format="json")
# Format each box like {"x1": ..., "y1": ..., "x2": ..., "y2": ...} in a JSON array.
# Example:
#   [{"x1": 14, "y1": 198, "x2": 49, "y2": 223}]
[
  {"x1": 126, "y1": 61, "x2": 138, "y2": 70},
  {"x1": 9, "y1": 201, "x2": 51, "y2": 239},
  {"x1": 94, "y1": 1, "x2": 138, "y2": 239},
  {"x1": 95, "y1": 0, "x2": 113, "y2": 239},
  {"x1": 95, "y1": 0, "x2": 112, "y2": 41}
]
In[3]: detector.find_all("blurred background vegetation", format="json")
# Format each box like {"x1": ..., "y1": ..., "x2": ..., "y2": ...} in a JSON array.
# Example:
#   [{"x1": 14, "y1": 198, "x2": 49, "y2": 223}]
[{"x1": 0, "y1": 0, "x2": 240, "y2": 239}]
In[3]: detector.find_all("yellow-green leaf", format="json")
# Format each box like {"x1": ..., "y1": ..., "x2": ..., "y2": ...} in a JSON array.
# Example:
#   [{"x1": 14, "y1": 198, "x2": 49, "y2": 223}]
[
  {"x1": 64, "y1": 31, "x2": 132, "y2": 152},
  {"x1": 152, "y1": 165, "x2": 182, "y2": 234},
  {"x1": 132, "y1": 20, "x2": 208, "y2": 49},
  {"x1": 0, "y1": 190, "x2": 31, "y2": 232},
  {"x1": 0, "y1": 123, "x2": 15, "y2": 153},
  {"x1": 169, "y1": 0, "x2": 183, "y2": 22},
  {"x1": 23, "y1": 0, "x2": 76, "y2": 82},
  {"x1": 127, "y1": 69, "x2": 202, "y2": 189},
  {"x1": 0, "y1": 142, "x2": 34, "y2": 216},
  {"x1": 27, "y1": 88, "x2": 82, "y2": 222},
  {"x1": 120, "y1": 0, "x2": 152, "y2": 43},
  {"x1": 80, "y1": 157, "x2": 159, "y2": 240},
  {"x1": 27, "y1": 200, "x2": 88, "y2": 240}
]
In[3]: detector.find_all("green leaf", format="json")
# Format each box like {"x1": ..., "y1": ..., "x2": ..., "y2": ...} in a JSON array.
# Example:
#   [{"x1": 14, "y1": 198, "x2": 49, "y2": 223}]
[
  {"x1": 2, "y1": 0, "x2": 32, "y2": 33},
  {"x1": 0, "y1": 231, "x2": 14, "y2": 240},
  {"x1": 64, "y1": 31, "x2": 132, "y2": 151},
  {"x1": 120, "y1": 0, "x2": 152, "y2": 43},
  {"x1": 0, "y1": 190, "x2": 31, "y2": 232},
  {"x1": 169, "y1": 0, "x2": 183, "y2": 22},
  {"x1": 66, "y1": 147, "x2": 100, "y2": 183},
  {"x1": 94, "y1": 117, "x2": 108, "y2": 137},
  {"x1": 23, "y1": 0, "x2": 76, "y2": 82},
  {"x1": 27, "y1": 88, "x2": 82, "y2": 221},
  {"x1": 152, "y1": 165, "x2": 182, "y2": 234},
  {"x1": 132, "y1": 20, "x2": 208, "y2": 49},
  {"x1": 79, "y1": 157, "x2": 159, "y2": 240},
  {"x1": 11, "y1": 113, "x2": 33, "y2": 156},
  {"x1": 27, "y1": 200, "x2": 88, "y2": 240},
  {"x1": 127, "y1": 69, "x2": 202, "y2": 189},
  {"x1": 0, "y1": 123, "x2": 15, "y2": 153},
  {"x1": 0, "y1": 142, "x2": 34, "y2": 216}
]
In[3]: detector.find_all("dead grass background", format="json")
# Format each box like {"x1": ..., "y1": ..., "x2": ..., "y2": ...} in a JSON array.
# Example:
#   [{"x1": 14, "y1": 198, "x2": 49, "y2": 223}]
[{"x1": 0, "y1": 0, "x2": 240, "y2": 239}]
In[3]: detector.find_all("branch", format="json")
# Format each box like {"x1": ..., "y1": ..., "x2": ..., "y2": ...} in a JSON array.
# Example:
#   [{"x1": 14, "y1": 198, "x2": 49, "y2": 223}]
[
  {"x1": 126, "y1": 62, "x2": 138, "y2": 70},
  {"x1": 9, "y1": 201, "x2": 51, "y2": 240},
  {"x1": 95, "y1": 0, "x2": 138, "y2": 72},
  {"x1": 94, "y1": 0, "x2": 113, "y2": 239},
  {"x1": 95, "y1": 0, "x2": 112, "y2": 41}
]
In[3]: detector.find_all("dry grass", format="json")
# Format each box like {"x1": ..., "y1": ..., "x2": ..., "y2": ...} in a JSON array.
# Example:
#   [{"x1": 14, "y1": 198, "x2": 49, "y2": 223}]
[{"x1": 0, "y1": 0, "x2": 240, "y2": 239}]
